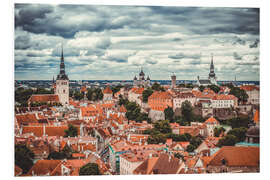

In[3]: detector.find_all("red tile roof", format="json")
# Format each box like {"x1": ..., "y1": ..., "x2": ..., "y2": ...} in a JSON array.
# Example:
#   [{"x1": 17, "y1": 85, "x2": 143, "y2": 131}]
[
  {"x1": 22, "y1": 125, "x2": 80, "y2": 137},
  {"x1": 28, "y1": 94, "x2": 59, "y2": 103},
  {"x1": 204, "y1": 117, "x2": 219, "y2": 124},
  {"x1": 208, "y1": 146, "x2": 259, "y2": 167},
  {"x1": 80, "y1": 106, "x2": 98, "y2": 117},
  {"x1": 26, "y1": 160, "x2": 61, "y2": 176},
  {"x1": 130, "y1": 87, "x2": 144, "y2": 94},
  {"x1": 240, "y1": 85, "x2": 259, "y2": 91},
  {"x1": 119, "y1": 105, "x2": 127, "y2": 113},
  {"x1": 212, "y1": 94, "x2": 237, "y2": 100},
  {"x1": 103, "y1": 86, "x2": 113, "y2": 94},
  {"x1": 16, "y1": 113, "x2": 38, "y2": 126}
]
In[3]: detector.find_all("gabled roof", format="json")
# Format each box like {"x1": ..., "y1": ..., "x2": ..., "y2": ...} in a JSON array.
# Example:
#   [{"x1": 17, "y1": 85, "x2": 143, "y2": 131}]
[
  {"x1": 151, "y1": 154, "x2": 182, "y2": 174},
  {"x1": 80, "y1": 106, "x2": 98, "y2": 117},
  {"x1": 103, "y1": 86, "x2": 113, "y2": 94},
  {"x1": 149, "y1": 91, "x2": 172, "y2": 99},
  {"x1": 208, "y1": 146, "x2": 259, "y2": 167},
  {"x1": 26, "y1": 160, "x2": 61, "y2": 176},
  {"x1": 240, "y1": 85, "x2": 259, "y2": 91},
  {"x1": 119, "y1": 105, "x2": 127, "y2": 113},
  {"x1": 28, "y1": 94, "x2": 59, "y2": 103},
  {"x1": 212, "y1": 94, "x2": 237, "y2": 100},
  {"x1": 16, "y1": 113, "x2": 38, "y2": 126},
  {"x1": 204, "y1": 117, "x2": 219, "y2": 124}
]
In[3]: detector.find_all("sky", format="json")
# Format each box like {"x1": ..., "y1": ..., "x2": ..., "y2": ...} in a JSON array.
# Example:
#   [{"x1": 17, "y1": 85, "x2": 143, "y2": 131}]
[{"x1": 14, "y1": 4, "x2": 260, "y2": 81}]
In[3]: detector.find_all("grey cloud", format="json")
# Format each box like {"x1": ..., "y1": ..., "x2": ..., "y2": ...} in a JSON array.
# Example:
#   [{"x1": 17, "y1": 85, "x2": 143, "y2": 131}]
[
  {"x1": 15, "y1": 35, "x2": 31, "y2": 49},
  {"x1": 233, "y1": 52, "x2": 242, "y2": 60},
  {"x1": 145, "y1": 59, "x2": 157, "y2": 65},
  {"x1": 249, "y1": 39, "x2": 259, "y2": 48},
  {"x1": 168, "y1": 53, "x2": 201, "y2": 60}
]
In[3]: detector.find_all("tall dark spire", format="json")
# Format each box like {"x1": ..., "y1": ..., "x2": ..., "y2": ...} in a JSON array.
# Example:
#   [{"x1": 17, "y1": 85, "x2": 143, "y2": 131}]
[
  {"x1": 209, "y1": 54, "x2": 216, "y2": 78},
  {"x1": 56, "y1": 43, "x2": 69, "y2": 80}
]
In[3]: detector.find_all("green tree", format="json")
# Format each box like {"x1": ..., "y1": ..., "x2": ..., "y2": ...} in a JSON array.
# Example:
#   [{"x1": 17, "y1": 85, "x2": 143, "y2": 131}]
[
  {"x1": 164, "y1": 106, "x2": 174, "y2": 122},
  {"x1": 48, "y1": 151, "x2": 67, "y2": 160},
  {"x1": 151, "y1": 82, "x2": 164, "y2": 91},
  {"x1": 189, "y1": 136, "x2": 202, "y2": 148},
  {"x1": 111, "y1": 85, "x2": 124, "y2": 95},
  {"x1": 87, "y1": 88, "x2": 103, "y2": 101},
  {"x1": 227, "y1": 127, "x2": 247, "y2": 142},
  {"x1": 226, "y1": 117, "x2": 251, "y2": 129},
  {"x1": 147, "y1": 133, "x2": 166, "y2": 144},
  {"x1": 199, "y1": 86, "x2": 205, "y2": 92},
  {"x1": 186, "y1": 144, "x2": 196, "y2": 152},
  {"x1": 208, "y1": 85, "x2": 221, "y2": 93},
  {"x1": 79, "y1": 163, "x2": 100, "y2": 175},
  {"x1": 181, "y1": 101, "x2": 194, "y2": 123},
  {"x1": 64, "y1": 124, "x2": 78, "y2": 137},
  {"x1": 118, "y1": 95, "x2": 128, "y2": 106},
  {"x1": 214, "y1": 127, "x2": 226, "y2": 137},
  {"x1": 174, "y1": 153, "x2": 184, "y2": 161},
  {"x1": 154, "y1": 120, "x2": 172, "y2": 134},
  {"x1": 217, "y1": 134, "x2": 238, "y2": 147},
  {"x1": 229, "y1": 87, "x2": 249, "y2": 104},
  {"x1": 15, "y1": 145, "x2": 34, "y2": 174},
  {"x1": 74, "y1": 91, "x2": 84, "y2": 100},
  {"x1": 142, "y1": 88, "x2": 154, "y2": 103}
]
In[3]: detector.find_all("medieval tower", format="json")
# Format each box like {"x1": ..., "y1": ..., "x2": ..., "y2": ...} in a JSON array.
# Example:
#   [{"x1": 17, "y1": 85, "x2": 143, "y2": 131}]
[{"x1": 55, "y1": 44, "x2": 69, "y2": 106}]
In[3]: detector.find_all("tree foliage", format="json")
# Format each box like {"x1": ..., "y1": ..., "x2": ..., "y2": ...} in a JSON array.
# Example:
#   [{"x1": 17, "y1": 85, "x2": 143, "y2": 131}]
[
  {"x1": 164, "y1": 106, "x2": 174, "y2": 122},
  {"x1": 181, "y1": 101, "x2": 194, "y2": 123},
  {"x1": 217, "y1": 134, "x2": 238, "y2": 147},
  {"x1": 15, "y1": 145, "x2": 34, "y2": 174},
  {"x1": 207, "y1": 85, "x2": 221, "y2": 93},
  {"x1": 199, "y1": 86, "x2": 205, "y2": 92},
  {"x1": 79, "y1": 163, "x2": 100, "y2": 175},
  {"x1": 154, "y1": 120, "x2": 172, "y2": 134},
  {"x1": 226, "y1": 117, "x2": 251, "y2": 129},
  {"x1": 64, "y1": 124, "x2": 78, "y2": 137},
  {"x1": 151, "y1": 82, "x2": 165, "y2": 91},
  {"x1": 214, "y1": 127, "x2": 226, "y2": 137},
  {"x1": 227, "y1": 127, "x2": 247, "y2": 142},
  {"x1": 229, "y1": 87, "x2": 249, "y2": 104},
  {"x1": 142, "y1": 88, "x2": 154, "y2": 103},
  {"x1": 186, "y1": 144, "x2": 196, "y2": 152},
  {"x1": 87, "y1": 88, "x2": 103, "y2": 101},
  {"x1": 111, "y1": 85, "x2": 124, "y2": 95}
]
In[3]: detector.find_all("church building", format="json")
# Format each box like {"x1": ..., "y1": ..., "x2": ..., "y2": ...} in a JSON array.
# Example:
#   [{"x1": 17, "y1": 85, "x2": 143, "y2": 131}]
[
  {"x1": 197, "y1": 55, "x2": 218, "y2": 86},
  {"x1": 133, "y1": 68, "x2": 151, "y2": 87},
  {"x1": 55, "y1": 45, "x2": 69, "y2": 106}
]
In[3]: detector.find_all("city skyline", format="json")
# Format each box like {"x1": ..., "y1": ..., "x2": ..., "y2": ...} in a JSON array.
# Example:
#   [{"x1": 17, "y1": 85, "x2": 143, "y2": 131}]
[{"x1": 15, "y1": 4, "x2": 259, "y2": 81}]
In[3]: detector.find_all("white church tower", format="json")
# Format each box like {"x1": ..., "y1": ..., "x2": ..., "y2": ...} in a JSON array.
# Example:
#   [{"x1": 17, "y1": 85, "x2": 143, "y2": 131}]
[{"x1": 55, "y1": 44, "x2": 69, "y2": 106}]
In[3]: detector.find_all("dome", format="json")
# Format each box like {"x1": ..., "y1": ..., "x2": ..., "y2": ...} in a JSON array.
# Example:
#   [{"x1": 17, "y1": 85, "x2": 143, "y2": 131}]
[
  {"x1": 246, "y1": 126, "x2": 259, "y2": 137},
  {"x1": 139, "y1": 69, "x2": 145, "y2": 76}
]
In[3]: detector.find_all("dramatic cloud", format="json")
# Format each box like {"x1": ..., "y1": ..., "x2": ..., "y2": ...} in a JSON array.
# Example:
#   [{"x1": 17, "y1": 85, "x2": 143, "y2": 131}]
[{"x1": 14, "y1": 4, "x2": 260, "y2": 81}]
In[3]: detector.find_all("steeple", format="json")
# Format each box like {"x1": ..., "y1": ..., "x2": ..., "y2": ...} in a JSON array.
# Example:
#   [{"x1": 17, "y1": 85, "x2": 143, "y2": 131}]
[
  {"x1": 56, "y1": 43, "x2": 69, "y2": 80},
  {"x1": 209, "y1": 54, "x2": 215, "y2": 78},
  {"x1": 210, "y1": 53, "x2": 214, "y2": 71}
]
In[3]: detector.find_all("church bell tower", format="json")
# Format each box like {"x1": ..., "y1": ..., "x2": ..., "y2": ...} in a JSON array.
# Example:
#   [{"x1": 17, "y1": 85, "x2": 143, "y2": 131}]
[{"x1": 55, "y1": 44, "x2": 69, "y2": 106}]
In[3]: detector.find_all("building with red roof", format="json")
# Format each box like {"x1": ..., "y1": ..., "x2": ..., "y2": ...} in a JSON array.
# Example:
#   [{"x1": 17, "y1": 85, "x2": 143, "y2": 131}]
[
  {"x1": 240, "y1": 85, "x2": 260, "y2": 105},
  {"x1": 103, "y1": 86, "x2": 113, "y2": 102},
  {"x1": 148, "y1": 91, "x2": 173, "y2": 112},
  {"x1": 28, "y1": 94, "x2": 60, "y2": 105},
  {"x1": 206, "y1": 146, "x2": 259, "y2": 173}
]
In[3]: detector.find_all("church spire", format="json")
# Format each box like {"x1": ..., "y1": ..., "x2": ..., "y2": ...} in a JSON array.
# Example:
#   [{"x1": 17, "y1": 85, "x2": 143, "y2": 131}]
[{"x1": 56, "y1": 43, "x2": 69, "y2": 80}]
